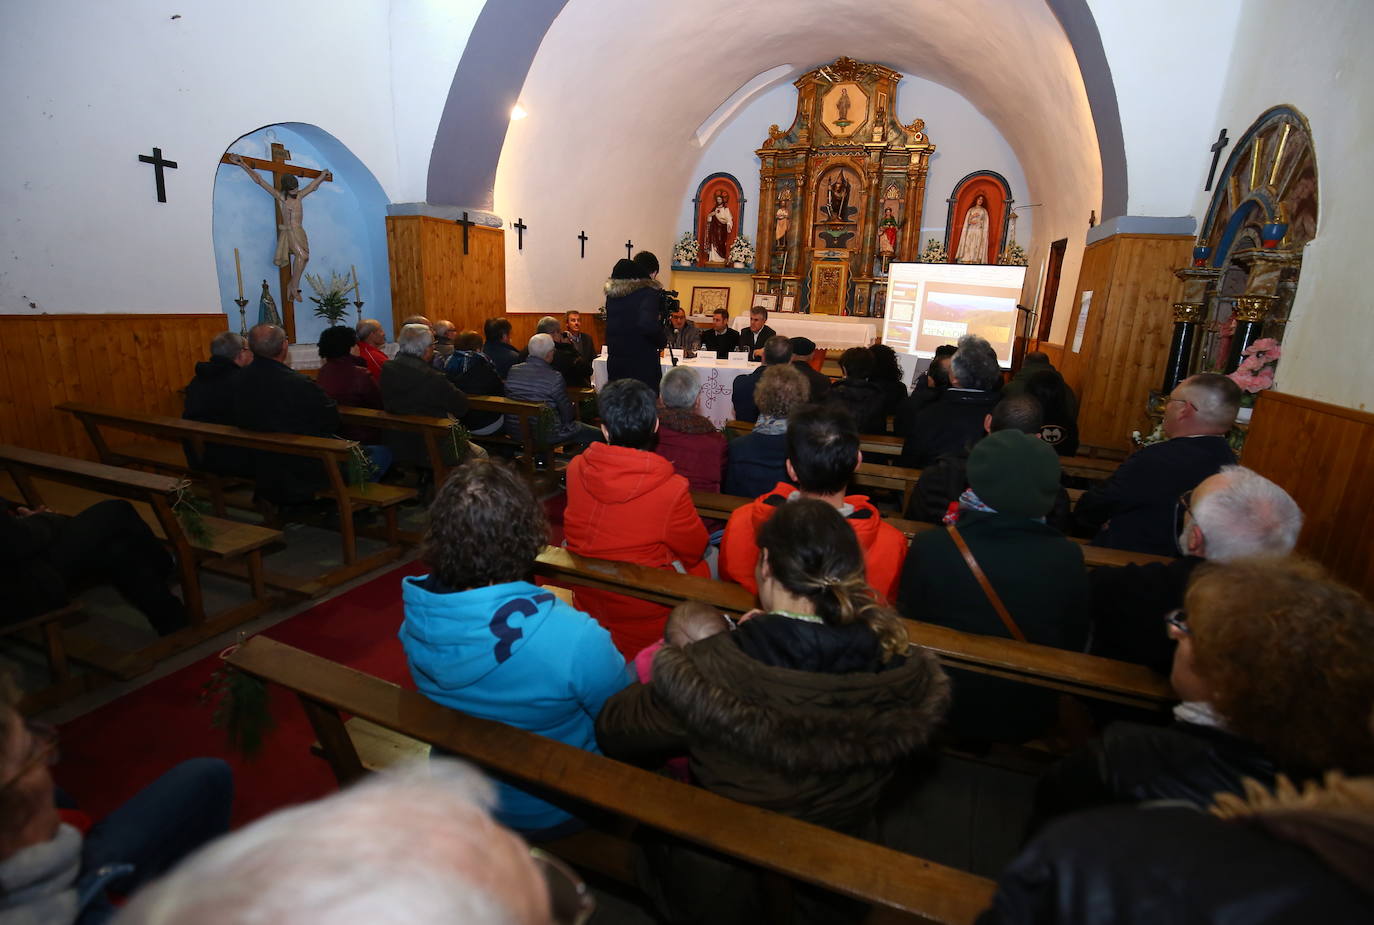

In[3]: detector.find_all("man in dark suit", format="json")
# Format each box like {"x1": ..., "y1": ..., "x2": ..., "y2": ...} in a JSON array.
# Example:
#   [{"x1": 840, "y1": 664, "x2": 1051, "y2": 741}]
[
  {"x1": 482, "y1": 317, "x2": 522, "y2": 378},
  {"x1": 898, "y1": 334, "x2": 1003, "y2": 468},
  {"x1": 737, "y1": 306, "x2": 777, "y2": 362},
  {"x1": 731, "y1": 335, "x2": 792, "y2": 423},
  {"x1": 564, "y1": 309, "x2": 597, "y2": 365},
  {"x1": 532, "y1": 315, "x2": 592, "y2": 387},
  {"x1": 1074, "y1": 373, "x2": 1242, "y2": 557},
  {"x1": 700, "y1": 308, "x2": 739, "y2": 355},
  {"x1": 183, "y1": 330, "x2": 253, "y2": 476},
  {"x1": 233, "y1": 324, "x2": 340, "y2": 506}
]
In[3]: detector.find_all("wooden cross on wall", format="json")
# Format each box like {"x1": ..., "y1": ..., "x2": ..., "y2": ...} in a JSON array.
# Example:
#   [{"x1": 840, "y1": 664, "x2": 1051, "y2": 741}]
[
  {"x1": 1204, "y1": 129, "x2": 1230, "y2": 192},
  {"x1": 220, "y1": 142, "x2": 329, "y2": 342}
]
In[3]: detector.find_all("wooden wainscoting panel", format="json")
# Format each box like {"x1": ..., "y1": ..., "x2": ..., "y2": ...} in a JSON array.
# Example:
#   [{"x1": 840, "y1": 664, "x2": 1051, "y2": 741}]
[
  {"x1": 1056, "y1": 234, "x2": 1192, "y2": 452},
  {"x1": 386, "y1": 215, "x2": 505, "y2": 336},
  {"x1": 0, "y1": 314, "x2": 227, "y2": 459},
  {"x1": 1242, "y1": 390, "x2": 1374, "y2": 599}
]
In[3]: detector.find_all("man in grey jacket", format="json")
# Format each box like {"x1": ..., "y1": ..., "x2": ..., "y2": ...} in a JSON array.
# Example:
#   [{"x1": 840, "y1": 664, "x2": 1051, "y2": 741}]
[
  {"x1": 380, "y1": 324, "x2": 485, "y2": 465},
  {"x1": 505, "y1": 334, "x2": 601, "y2": 448}
]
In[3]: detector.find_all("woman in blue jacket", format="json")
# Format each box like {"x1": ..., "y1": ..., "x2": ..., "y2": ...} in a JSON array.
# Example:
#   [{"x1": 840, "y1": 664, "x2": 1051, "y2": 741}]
[{"x1": 400, "y1": 459, "x2": 632, "y2": 836}]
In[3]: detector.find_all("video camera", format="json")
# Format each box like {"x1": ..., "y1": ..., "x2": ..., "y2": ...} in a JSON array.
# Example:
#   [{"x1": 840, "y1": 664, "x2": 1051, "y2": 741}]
[{"x1": 658, "y1": 288, "x2": 682, "y2": 323}]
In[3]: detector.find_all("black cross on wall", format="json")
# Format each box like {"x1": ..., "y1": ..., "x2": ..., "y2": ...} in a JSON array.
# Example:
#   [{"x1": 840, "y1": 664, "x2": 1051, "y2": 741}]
[
  {"x1": 455, "y1": 211, "x2": 474, "y2": 254},
  {"x1": 578, "y1": 230, "x2": 588, "y2": 259},
  {"x1": 625, "y1": 239, "x2": 634, "y2": 259},
  {"x1": 513, "y1": 217, "x2": 527, "y2": 251},
  {"x1": 1205, "y1": 129, "x2": 1230, "y2": 192},
  {"x1": 137, "y1": 147, "x2": 178, "y2": 203}
]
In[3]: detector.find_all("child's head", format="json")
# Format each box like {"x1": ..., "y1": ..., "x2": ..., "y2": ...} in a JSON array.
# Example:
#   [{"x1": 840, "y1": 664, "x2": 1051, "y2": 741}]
[{"x1": 665, "y1": 601, "x2": 732, "y2": 648}]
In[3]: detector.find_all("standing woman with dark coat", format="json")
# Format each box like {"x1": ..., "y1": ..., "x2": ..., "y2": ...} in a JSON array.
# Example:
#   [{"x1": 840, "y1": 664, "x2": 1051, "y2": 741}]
[
  {"x1": 597, "y1": 499, "x2": 949, "y2": 923},
  {"x1": 604, "y1": 255, "x2": 667, "y2": 393}
]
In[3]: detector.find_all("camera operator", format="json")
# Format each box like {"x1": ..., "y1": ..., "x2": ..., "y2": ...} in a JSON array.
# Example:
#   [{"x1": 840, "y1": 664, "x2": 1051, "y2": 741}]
[{"x1": 604, "y1": 252, "x2": 669, "y2": 393}]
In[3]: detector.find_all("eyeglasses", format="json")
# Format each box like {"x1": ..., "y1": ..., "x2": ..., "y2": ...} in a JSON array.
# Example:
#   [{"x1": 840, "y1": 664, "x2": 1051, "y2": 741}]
[
  {"x1": 531, "y1": 848, "x2": 595, "y2": 925},
  {"x1": 1164, "y1": 608, "x2": 1190, "y2": 637},
  {"x1": 1174, "y1": 488, "x2": 1196, "y2": 537},
  {"x1": 1164, "y1": 395, "x2": 1196, "y2": 411},
  {"x1": 0, "y1": 720, "x2": 59, "y2": 796}
]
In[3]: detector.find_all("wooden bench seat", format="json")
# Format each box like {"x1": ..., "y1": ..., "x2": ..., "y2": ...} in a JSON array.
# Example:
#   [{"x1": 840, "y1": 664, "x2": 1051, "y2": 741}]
[
  {"x1": 337, "y1": 405, "x2": 459, "y2": 483},
  {"x1": 464, "y1": 395, "x2": 558, "y2": 475},
  {"x1": 228, "y1": 636, "x2": 996, "y2": 924},
  {"x1": 57, "y1": 403, "x2": 416, "y2": 593},
  {"x1": 533, "y1": 546, "x2": 1174, "y2": 710}
]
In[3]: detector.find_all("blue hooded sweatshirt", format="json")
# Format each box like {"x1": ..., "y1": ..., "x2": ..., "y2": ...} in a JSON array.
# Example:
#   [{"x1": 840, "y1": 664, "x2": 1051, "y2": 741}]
[{"x1": 400, "y1": 576, "x2": 632, "y2": 832}]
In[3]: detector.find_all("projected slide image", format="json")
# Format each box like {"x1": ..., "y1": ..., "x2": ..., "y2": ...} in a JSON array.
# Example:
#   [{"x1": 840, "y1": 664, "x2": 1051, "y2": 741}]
[
  {"x1": 920, "y1": 290, "x2": 1014, "y2": 355},
  {"x1": 881, "y1": 262, "x2": 1026, "y2": 367}
]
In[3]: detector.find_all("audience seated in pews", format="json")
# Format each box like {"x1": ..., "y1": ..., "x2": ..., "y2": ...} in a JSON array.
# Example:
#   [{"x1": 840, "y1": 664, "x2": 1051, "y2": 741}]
[
  {"x1": 604, "y1": 253, "x2": 669, "y2": 393},
  {"x1": 1023, "y1": 367, "x2": 1080, "y2": 457},
  {"x1": 399, "y1": 460, "x2": 630, "y2": 836},
  {"x1": 899, "y1": 334, "x2": 1003, "y2": 468},
  {"x1": 532, "y1": 315, "x2": 593, "y2": 388},
  {"x1": 899, "y1": 429, "x2": 1088, "y2": 744},
  {"x1": 597, "y1": 500, "x2": 949, "y2": 924},
  {"x1": 731, "y1": 334, "x2": 792, "y2": 423},
  {"x1": 893, "y1": 344, "x2": 955, "y2": 438},
  {"x1": 504, "y1": 334, "x2": 601, "y2": 449},
  {"x1": 0, "y1": 670, "x2": 231, "y2": 922},
  {"x1": 1030, "y1": 557, "x2": 1374, "y2": 833},
  {"x1": 565, "y1": 379, "x2": 712, "y2": 657},
  {"x1": 699, "y1": 308, "x2": 739, "y2": 356},
  {"x1": 737, "y1": 305, "x2": 777, "y2": 363},
  {"x1": 980, "y1": 767, "x2": 1374, "y2": 925},
  {"x1": 721, "y1": 404, "x2": 907, "y2": 601},
  {"x1": 721, "y1": 364, "x2": 809, "y2": 498},
  {"x1": 563, "y1": 309, "x2": 596, "y2": 366},
  {"x1": 1090, "y1": 465, "x2": 1302, "y2": 674},
  {"x1": 1073, "y1": 372, "x2": 1240, "y2": 557},
  {"x1": 481, "y1": 317, "x2": 521, "y2": 379},
  {"x1": 906, "y1": 392, "x2": 1046, "y2": 523},
  {"x1": 117, "y1": 761, "x2": 562, "y2": 924},
  {"x1": 380, "y1": 323, "x2": 482, "y2": 468},
  {"x1": 354, "y1": 318, "x2": 389, "y2": 382},
  {"x1": 430, "y1": 318, "x2": 456, "y2": 369},
  {"x1": 663, "y1": 306, "x2": 702, "y2": 355},
  {"x1": 181, "y1": 331, "x2": 253, "y2": 476},
  {"x1": 654, "y1": 366, "x2": 727, "y2": 493},
  {"x1": 314, "y1": 325, "x2": 391, "y2": 466},
  {"x1": 2, "y1": 496, "x2": 190, "y2": 636},
  {"x1": 1002, "y1": 350, "x2": 1077, "y2": 417},
  {"x1": 443, "y1": 330, "x2": 505, "y2": 435},
  {"x1": 788, "y1": 336, "x2": 832, "y2": 404},
  {"x1": 869, "y1": 343, "x2": 910, "y2": 425},
  {"x1": 233, "y1": 323, "x2": 341, "y2": 506},
  {"x1": 827, "y1": 346, "x2": 888, "y2": 435}
]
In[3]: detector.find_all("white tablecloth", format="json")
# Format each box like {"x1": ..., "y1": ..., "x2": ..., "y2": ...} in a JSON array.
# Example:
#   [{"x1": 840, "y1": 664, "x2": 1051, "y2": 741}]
[
  {"x1": 592, "y1": 354, "x2": 755, "y2": 429},
  {"x1": 730, "y1": 315, "x2": 877, "y2": 350},
  {"x1": 287, "y1": 341, "x2": 397, "y2": 370}
]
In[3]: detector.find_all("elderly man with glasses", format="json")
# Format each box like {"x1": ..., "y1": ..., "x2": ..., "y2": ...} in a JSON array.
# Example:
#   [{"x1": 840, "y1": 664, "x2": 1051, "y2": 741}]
[{"x1": 1072, "y1": 373, "x2": 1242, "y2": 557}]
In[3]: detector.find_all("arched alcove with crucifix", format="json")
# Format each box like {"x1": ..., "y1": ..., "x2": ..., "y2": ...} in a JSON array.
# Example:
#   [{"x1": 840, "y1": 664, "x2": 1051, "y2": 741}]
[{"x1": 212, "y1": 123, "x2": 392, "y2": 347}]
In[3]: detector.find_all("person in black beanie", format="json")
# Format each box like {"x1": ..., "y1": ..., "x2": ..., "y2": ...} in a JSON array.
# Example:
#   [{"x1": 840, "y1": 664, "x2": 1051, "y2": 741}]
[{"x1": 604, "y1": 253, "x2": 668, "y2": 393}]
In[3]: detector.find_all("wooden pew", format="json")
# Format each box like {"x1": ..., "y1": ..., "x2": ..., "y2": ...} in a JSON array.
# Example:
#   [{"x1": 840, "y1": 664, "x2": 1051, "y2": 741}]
[
  {"x1": 726, "y1": 419, "x2": 903, "y2": 459},
  {"x1": 56, "y1": 403, "x2": 415, "y2": 594},
  {"x1": 0, "y1": 444, "x2": 284, "y2": 680},
  {"x1": 227, "y1": 636, "x2": 997, "y2": 925},
  {"x1": 533, "y1": 546, "x2": 1174, "y2": 711},
  {"x1": 464, "y1": 395, "x2": 553, "y2": 475},
  {"x1": 690, "y1": 491, "x2": 1174, "y2": 571},
  {"x1": 0, "y1": 603, "x2": 84, "y2": 711},
  {"x1": 336, "y1": 405, "x2": 460, "y2": 483}
]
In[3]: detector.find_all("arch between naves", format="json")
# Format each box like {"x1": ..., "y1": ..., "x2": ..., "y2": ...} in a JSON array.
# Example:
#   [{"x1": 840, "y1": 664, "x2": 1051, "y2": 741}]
[{"x1": 426, "y1": 0, "x2": 1129, "y2": 219}]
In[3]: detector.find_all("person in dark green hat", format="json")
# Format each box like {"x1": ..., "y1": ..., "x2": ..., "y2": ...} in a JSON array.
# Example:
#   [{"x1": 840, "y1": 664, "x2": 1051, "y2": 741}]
[{"x1": 897, "y1": 428, "x2": 1088, "y2": 744}]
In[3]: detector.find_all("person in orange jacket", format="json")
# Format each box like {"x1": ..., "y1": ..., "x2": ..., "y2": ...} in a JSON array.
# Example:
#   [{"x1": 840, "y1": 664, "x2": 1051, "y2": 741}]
[
  {"x1": 565, "y1": 378, "x2": 712, "y2": 657},
  {"x1": 720, "y1": 404, "x2": 906, "y2": 602}
]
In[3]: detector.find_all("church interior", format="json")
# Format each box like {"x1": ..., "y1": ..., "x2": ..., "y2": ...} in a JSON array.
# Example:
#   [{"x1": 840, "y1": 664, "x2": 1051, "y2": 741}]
[{"x1": 2, "y1": 0, "x2": 1373, "y2": 921}]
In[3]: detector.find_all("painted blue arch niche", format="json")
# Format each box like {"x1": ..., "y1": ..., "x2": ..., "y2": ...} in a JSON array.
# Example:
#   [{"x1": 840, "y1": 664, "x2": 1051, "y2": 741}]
[{"x1": 212, "y1": 123, "x2": 392, "y2": 345}]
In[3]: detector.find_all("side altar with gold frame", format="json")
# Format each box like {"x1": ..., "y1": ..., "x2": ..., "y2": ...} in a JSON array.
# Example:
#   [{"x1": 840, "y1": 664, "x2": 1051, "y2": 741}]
[{"x1": 752, "y1": 57, "x2": 935, "y2": 316}]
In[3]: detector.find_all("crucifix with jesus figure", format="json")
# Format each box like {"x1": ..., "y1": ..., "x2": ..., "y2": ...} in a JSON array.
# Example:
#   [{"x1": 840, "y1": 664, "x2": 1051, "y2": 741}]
[{"x1": 222, "y1": 142, "x2": 332, "y2": 341}]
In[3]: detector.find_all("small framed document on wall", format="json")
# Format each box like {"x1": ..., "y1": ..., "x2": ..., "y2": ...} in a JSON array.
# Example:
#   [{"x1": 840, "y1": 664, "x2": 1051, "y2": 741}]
[
  {"x1": 781, "y1": 295, "x2": 796, "y2": 312},
  {"x1": 752, "y1": 293, "x2": 778, "y2": 313}
]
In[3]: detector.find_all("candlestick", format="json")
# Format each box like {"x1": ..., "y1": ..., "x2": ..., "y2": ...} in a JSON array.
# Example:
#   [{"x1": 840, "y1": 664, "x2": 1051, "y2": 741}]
[
  {"x1": 353, "y1": 299, "x2": 365, "y2": 325},
  {"x1": 351, "y1": 265, "x2": 361, "y2": 300},
  {"x1": 234, "y1": 248, "x2": 244, "y2": 300},
  {"x1": 234, "y1": 296, "x2": 249, "y2": 335}
]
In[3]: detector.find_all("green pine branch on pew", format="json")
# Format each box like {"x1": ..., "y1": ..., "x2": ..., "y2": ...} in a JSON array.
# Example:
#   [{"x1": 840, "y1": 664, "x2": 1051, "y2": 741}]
[
  {"x1": 448, "y1": 419, "x2": 473, "y2": 464},
  {"x1": 201, "y1": 652, "x2": 275, "y2": 758},
  {"x1": 535, "y1": 406, "x2": 559, "y2": 448},
  {"x1": 172, "y1": 481, "x2": 213, "y2": 547},
  {"x1": 346, "y1": 442, "x2": 377, "y2": 494}
]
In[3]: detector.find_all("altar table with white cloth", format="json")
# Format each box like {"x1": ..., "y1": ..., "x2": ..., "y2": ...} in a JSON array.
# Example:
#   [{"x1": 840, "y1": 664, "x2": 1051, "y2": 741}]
[
  {"x1": 592, "y1": 354, "x2": 756, "y2": 429},
  {"x1": 729, "y1": 314, "x2": 878, "y2": 351}
]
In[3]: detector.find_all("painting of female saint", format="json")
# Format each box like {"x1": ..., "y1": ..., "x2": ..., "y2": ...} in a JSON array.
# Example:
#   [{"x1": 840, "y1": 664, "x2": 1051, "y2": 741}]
[
  {"x1": 955, "y1": 194, "x2": 990, "y2": 264},
  {"x1": 877, "y1": 207, "x2": 899, "y2": 256},
  {"x1": 775, "y1": 189, "x2": 792, "y2": 245}
]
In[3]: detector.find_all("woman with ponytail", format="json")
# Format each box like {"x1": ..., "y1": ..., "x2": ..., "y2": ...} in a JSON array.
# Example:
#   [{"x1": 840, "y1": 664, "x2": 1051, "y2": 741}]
[{"x1": 596, "y1": 499, "x2": 949, "y2": 921}]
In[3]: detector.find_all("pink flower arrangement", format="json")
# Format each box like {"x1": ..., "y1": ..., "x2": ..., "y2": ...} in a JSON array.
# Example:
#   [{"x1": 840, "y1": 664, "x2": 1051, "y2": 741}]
[{"x1": 1229, "y1": 338, "x2": 1281, "y2": 394}]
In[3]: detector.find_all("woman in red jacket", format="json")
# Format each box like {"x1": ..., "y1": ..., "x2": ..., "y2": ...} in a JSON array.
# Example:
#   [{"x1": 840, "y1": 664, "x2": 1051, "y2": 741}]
[{"x1": 565, "y1": 379, "x2": 711, "y2": 657}]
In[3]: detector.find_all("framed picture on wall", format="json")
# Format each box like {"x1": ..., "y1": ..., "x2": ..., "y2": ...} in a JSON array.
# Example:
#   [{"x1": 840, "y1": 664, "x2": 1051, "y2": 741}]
[
  {"x1": 780, "y1": 295, "x2": 796, "y2": 312},
  {"x1": 690, "y1": 286, "x2": 730, "y2": 315},
  {"x1": 752, "y1": 293, "x2": 778, "y2": 313}
]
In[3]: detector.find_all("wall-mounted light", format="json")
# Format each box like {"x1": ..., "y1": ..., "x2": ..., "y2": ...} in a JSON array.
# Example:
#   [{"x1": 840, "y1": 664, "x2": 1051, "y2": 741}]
[{"x1": 510, "y1": 104, "x2": 528, "y2": 121}]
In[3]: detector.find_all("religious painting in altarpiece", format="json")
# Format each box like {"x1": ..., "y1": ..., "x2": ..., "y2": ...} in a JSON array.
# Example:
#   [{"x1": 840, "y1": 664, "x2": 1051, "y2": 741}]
[
  {"x1": 694, "y1": 173, "x2": 746, "y2": 267},
  {"x1": 753, "y1": 57, "x2": 935, "y2": 316}
]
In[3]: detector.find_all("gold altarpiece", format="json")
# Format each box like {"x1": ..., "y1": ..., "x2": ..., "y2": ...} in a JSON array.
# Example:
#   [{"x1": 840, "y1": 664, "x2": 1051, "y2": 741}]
[{"x1": 753, "y1": 57, "x2": 935, "y2": 316}]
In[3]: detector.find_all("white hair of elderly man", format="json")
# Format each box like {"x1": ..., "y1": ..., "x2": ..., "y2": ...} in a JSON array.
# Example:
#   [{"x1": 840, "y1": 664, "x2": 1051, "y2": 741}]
[{"x1": 115, "y1": 760, "x2": 551, "y2": 925}]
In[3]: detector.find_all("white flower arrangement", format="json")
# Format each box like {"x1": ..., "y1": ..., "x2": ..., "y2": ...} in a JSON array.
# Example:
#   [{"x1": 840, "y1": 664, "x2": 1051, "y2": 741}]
[
  {"x1": 998, "y1": 242, "x2": 1029, "y2": 266},
  {"x1": 673, "y1": 233, "x2": 699, "y2": 266},
  {"x1": 728, "y1": 234, "x2": 755, "y2": 267},
  {"x1": 918, "y1": 238, "x2": 948, "y2": 263}
]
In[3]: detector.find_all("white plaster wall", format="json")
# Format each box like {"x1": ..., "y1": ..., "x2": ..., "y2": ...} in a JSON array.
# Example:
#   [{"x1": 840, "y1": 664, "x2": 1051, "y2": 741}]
[
  {"x1": 0, "y1": 0, "x2": 456, "y2": 315},
  {"x1": 497, "y1": 0, "x2": 1100, "y2": 319},
  {"x1": 1088, "y1": 0, "x2": 1243, "y2": 218},
  {"x1": 675, "y1": 76, "x2": 1033, "y2": 253},
  {"x1": 388, "y1": 0, "x2": 485, "y2": 203},
  {"x1": 1194, "y1": 0, "x2": 1374, "y2": 410}
]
